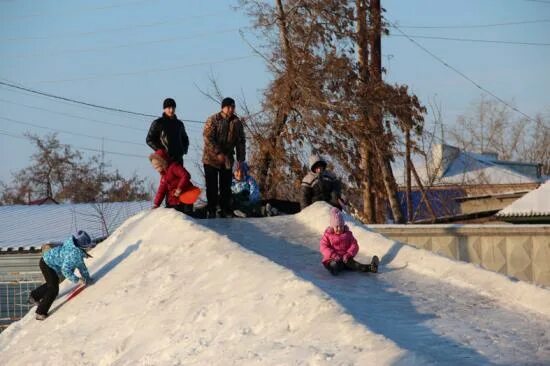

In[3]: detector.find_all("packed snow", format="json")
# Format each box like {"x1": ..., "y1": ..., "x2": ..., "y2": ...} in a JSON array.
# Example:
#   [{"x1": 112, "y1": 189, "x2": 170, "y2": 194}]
[
  {"x1": 497, "y1": 180, "x2": 550, "y2": 217},
  {"x1": 1, "y1": 202, "x2": 549, "y2": 365}
]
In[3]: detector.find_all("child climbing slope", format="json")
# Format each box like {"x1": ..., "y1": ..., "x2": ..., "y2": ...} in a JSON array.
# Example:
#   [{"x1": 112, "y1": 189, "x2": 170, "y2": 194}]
[
  {"x1": 29, "y1": 230, "x2": 94, "y2": 320},
  {"x1": 320, "y1": 208, "x2": 379, "y2": 276}
]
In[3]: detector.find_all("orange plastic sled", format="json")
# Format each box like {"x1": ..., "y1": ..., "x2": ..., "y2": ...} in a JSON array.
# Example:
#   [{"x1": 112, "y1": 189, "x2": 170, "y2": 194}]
[{"x1": 179, "y1": 186, "x2": 201, "y2": 204}]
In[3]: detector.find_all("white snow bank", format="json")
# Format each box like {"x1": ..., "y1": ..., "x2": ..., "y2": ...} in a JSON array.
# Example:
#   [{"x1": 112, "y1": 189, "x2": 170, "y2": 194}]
[
  {"x1": 497, "y1": 180, "x2": 550, "y2": 217},
  {"x1": 295, "y1": 202, "x2": 550, "y2": 318},
  {"x1": 0, "y1": 209, "x2": 420, "y2": 365}
]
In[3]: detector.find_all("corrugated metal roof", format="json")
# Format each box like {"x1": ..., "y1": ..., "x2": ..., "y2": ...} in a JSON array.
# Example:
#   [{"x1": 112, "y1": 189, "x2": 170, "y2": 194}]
[
  {"x1": 497, "y1": 181, "x2": 550, "y2": 217},
  {"x1": 0, "y1": 201, "x2": 149, "y2": 250},
  {"x1": 394, "y1": 144, "x2": 541, "y2": 187}
]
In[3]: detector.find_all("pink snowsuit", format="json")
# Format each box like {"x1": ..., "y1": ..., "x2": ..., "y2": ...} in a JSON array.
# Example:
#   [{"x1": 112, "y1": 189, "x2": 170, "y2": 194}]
[{"x1": 319, "y1": 226, "x2": 359, "y2": 264}]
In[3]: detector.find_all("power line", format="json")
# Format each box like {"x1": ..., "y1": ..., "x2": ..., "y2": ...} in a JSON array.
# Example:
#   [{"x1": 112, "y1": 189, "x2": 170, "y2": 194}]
[
  {"x1": 388, "y1": 34, "x2": 550, "y2": 46},
  {"x1": 0, "y1": 13, "x2": 220, "y2": 43},
  {"x1": 0, "y1": 115, "x2": 143, "y2": 146},
  {"x1": 0, "y1": 0, "x2": 157, "y2": 23},
  {"x1": 0, "y1": 79, "x2": 156, "y2": 118},
  {"x1": 33, "y1": 55, "x2": 258, "y2": 84},
  {"x1": 389, "y1": 22, "x2": 537, "y2": 123},
  {"x1": 6, "y1": 27, "x2": 248, "y2": 59},
  {"x1": 0, "y1": 97, "x2": 148, "y2": 131},
  {"x1": 0, "y1": 129, "x2": 148, "y2": 158},
  {"x1": 0, "y1": 88, "x2": 207, "y2": 126},
  {"x1": 390, "y1": 19, "x2": 550, "y2": 29}
]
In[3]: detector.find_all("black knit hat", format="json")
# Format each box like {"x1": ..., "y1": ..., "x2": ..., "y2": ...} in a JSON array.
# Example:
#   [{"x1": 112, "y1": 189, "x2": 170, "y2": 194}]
[
  {"x1": 221, "y1": 97, "x2": 235, "y2": 109},
  {"x1": 163, "y1": 98, "x2": 176, "y2": 109}
]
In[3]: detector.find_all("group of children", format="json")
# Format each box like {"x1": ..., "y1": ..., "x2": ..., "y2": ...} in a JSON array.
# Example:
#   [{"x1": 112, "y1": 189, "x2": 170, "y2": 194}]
[
  {"x1": 28, "y1": 150, "x2": 377, "y2": 320},
  {"x1": 149, "y1": 145, "x2": 272, "y2": 219}
]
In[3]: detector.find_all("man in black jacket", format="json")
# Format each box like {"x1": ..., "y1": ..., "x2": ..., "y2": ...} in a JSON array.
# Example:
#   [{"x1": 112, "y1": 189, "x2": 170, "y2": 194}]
[{"x1": 146, "y1": 98, "x2": 189, "y2": 164}]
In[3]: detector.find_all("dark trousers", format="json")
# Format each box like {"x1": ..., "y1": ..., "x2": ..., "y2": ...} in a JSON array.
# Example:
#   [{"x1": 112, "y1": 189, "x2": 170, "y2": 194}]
[
  {"x1": 204, "y1": 164, "x2": 232, "y2": 215},
  {"x1": 323, "y1": 258, "x2": 369, "y2": 275},
  {"x1": 31, "y1": 258, "x2": 60, "y2": 315},
  {"x1": 166, "y1": 203, "x2": 193, "y2": 215}
]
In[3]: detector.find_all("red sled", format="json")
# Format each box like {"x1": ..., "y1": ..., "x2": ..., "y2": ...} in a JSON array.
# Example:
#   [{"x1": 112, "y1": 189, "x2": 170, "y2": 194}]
[
  {"x1": 179, "y1": 185, "x2": 201, "y2": 204},
  {"x1": 66, "y1": 284, "x2": 86, "y2": 301}
]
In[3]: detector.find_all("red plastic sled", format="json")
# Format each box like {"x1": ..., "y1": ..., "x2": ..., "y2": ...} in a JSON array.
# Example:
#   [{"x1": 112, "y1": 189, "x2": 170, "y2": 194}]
[
  {"x1": 179, "y1": 186, "x2": 201, "y2": 204},
  {"x1": 66, "y1": 284, "x2": 86, "y2": 301}
]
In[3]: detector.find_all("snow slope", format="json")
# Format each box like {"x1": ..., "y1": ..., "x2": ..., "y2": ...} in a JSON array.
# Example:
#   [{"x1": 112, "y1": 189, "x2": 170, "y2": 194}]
[{"x1": 1, "y1": 202, "x2": 549, "y2": 365}]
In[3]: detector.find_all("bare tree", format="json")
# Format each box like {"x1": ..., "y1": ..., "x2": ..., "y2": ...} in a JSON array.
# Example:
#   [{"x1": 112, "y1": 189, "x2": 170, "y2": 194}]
[
  {"x1": 449, "y1": 95, "x2": 549, "y2": 175},
  {"x1": 0, "y1": 134, "x2": 150, "y2": 205}
]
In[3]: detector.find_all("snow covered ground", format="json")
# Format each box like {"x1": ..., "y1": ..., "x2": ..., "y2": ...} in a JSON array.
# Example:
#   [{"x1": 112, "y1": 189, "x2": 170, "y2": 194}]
[{"x1": 1, "y1": 203, "x2": 549, "y2": 365}]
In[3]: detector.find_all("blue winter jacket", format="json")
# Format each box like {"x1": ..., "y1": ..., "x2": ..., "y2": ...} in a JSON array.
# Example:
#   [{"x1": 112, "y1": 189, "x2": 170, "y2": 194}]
[
  {"x1": 43, "y1": 237, "x2": 92, "y2": 283},
  {"x1": 231, "y1": 162, "x2": 260, "y2": 203}
]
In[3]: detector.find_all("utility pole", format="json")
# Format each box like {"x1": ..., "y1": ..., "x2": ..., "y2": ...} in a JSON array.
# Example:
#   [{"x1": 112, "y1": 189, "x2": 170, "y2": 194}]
[
  {"x1": 356, "y1": 0, "x2": 376, "y2": 223},
  {"x1": 369, "y1": 0, "x2": 405, "y2": 223},
  {"x1": 405, "y1": 128, "x2": 413, "y2": 222}
]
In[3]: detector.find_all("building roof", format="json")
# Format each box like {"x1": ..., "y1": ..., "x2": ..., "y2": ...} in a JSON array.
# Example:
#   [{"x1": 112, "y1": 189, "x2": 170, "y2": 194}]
[
  {"x1": 0, "y1": 201, "x2": 149, "y2": 251},
  {"x1": 395, "y1": 144, "x2": 541, "y2": 187},
  {"x1": 497, "y1": 181, "x2": 550, "y2": 218}
]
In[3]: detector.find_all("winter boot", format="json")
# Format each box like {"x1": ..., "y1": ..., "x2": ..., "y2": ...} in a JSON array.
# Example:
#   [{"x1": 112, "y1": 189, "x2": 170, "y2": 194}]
[
  {"x1": 35, "y1": 313, "x2": 47, "y2": 321},
  {"x1": 233, "y1": 209, "x2": 247, "y2": 218},
  {"x1": 27, "y1": 295, "x2": 39, "y2": 306},
  {"x1": 369, "y1": 255, "x2": 380, "y2": 273},
  {"x1": 327, "y1": 260, "x2": 340, "y2": 276}
]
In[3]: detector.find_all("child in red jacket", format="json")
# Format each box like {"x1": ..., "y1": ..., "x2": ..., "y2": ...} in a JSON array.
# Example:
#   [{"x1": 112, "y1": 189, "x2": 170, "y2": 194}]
[
  {"x1": 320, "y1": 207, "x2": 379, "y2": 276},
  {"x1": 150, "y1": 149, "x2": 193, "y2": 214}
]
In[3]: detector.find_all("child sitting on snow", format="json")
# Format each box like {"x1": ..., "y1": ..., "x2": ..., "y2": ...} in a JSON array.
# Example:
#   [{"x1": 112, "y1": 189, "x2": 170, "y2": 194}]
[
  {"x1": 29, "y1": 230, "x2": 94, "y2": 320},
  {"x1": 231, "y1": 161, "x2": 262, "y2": 217},
  {"x1": 150, "y1": 149, "x2": 193, "y2": 214},
  {"x1": 320, "y1": 208, "x2": 379, "y2": 276}
]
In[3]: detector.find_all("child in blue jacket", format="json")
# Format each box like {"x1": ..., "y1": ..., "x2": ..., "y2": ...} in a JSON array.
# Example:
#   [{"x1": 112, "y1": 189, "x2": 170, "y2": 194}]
[
  {"x1": 29, "y1": 230, "x2": 94, "y2": 320},
  {"x1": 231, "y1": 162, "x2": 262, "y2": 217}
]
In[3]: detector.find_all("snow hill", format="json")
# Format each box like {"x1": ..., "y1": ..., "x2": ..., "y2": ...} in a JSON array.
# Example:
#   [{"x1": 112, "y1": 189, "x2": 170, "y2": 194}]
[{"x1": 1, "y1": 203, "x2": 549, "y2": 365}]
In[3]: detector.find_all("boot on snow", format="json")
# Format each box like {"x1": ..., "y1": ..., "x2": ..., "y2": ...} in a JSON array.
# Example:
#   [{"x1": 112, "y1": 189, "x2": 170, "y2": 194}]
[
  {"x1": 35, "y1": 313, "x2": 47, "y2": 321},
  {"x1": 27, "y1": 295, "x2": 39, "y2": 306},
  {"x1": 369, "y1": 255, "x2": 380, "y2": 273}
]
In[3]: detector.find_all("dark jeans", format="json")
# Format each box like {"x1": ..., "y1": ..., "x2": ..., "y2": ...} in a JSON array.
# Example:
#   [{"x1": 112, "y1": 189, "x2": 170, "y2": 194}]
[
  {"x1": 323, "y1": 258, "x2": 370, "y2": 275},
  {"x1": 31, "y1": 258, "x2": 60, "y2": 315},
  {"x1": 204, "y1": 164, "x2": 232, "y2": 215},
  {"x1": 261, "y1": 199, "x2": 301, "y2": 215},
  {"x1": 166, "y1": 203, "x2": 193, "y2": 215}
]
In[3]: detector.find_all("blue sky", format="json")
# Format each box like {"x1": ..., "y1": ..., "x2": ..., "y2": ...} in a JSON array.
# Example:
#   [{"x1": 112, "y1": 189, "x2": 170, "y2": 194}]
[{"x1": 1, "y1": 0, "x2": 549, "y2": 192}]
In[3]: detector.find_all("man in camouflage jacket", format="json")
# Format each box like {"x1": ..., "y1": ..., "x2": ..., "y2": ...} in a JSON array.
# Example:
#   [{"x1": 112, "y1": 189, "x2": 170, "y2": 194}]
[{"x1": 202, "y1": 97, "x2": 246, "y2": 218}]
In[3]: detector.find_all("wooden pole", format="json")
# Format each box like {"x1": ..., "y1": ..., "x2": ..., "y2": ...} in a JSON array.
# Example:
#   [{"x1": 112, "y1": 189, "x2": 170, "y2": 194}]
[{"x1": 405, "y1": 128, "x2": 413, "y2": 222}]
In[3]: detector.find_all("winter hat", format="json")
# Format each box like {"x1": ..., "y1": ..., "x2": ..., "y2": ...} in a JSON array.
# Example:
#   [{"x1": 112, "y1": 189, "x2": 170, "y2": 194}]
[
  {"x1": 329, "y1": 207, "x2": 345, "y2": 229},
  {"x1": 233, "y1": 161, "x2": 249, "y2": 175},
  {"x1": 149, "y1": 149, "x2": 169, "y2": 167},
  {"x1": 163, "y1": 98, "x2": 176, "y2": 109},
  {"x1": 73, "y1": 230, "x2": 93, "y2": 249},
  {"x1": 221, "y1": 97, "x2": 235, "y2": 109},
  {"x1": 309, "y1": 154, "x2": 327, "y2": 172}
]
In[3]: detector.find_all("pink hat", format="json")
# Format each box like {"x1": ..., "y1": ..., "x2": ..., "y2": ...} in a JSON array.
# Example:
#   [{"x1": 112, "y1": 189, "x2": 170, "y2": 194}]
[{"x1": 329, "y1": 207, "x2": 345, "y2": 229}]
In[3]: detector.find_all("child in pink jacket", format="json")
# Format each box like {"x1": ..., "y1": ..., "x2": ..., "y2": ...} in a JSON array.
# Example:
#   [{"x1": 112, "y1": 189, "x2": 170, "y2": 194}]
[{"x1": 320, "y1": 207, "x2": 379, "y2": 275}]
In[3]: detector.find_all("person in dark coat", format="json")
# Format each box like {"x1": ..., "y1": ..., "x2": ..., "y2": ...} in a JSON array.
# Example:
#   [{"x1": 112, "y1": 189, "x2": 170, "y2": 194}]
[
  {"x1": 202, "y1": 97, "x2": 246, "y2": 218},
  {"x1": 301, "y1": 154, "x2": 342, "y2": 210},
  {"x1": 146, "y1": 98, "x2": 189, "y2": 165}
]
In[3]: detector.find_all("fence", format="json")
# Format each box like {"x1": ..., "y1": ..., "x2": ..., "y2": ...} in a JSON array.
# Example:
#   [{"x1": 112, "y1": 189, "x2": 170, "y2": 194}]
[
  {"x1": 0, "y1": 271, "x2": 43, "y2": 332},
  {"x1": 370, "y1": 224, "x2": 550, "y2": 287}
]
